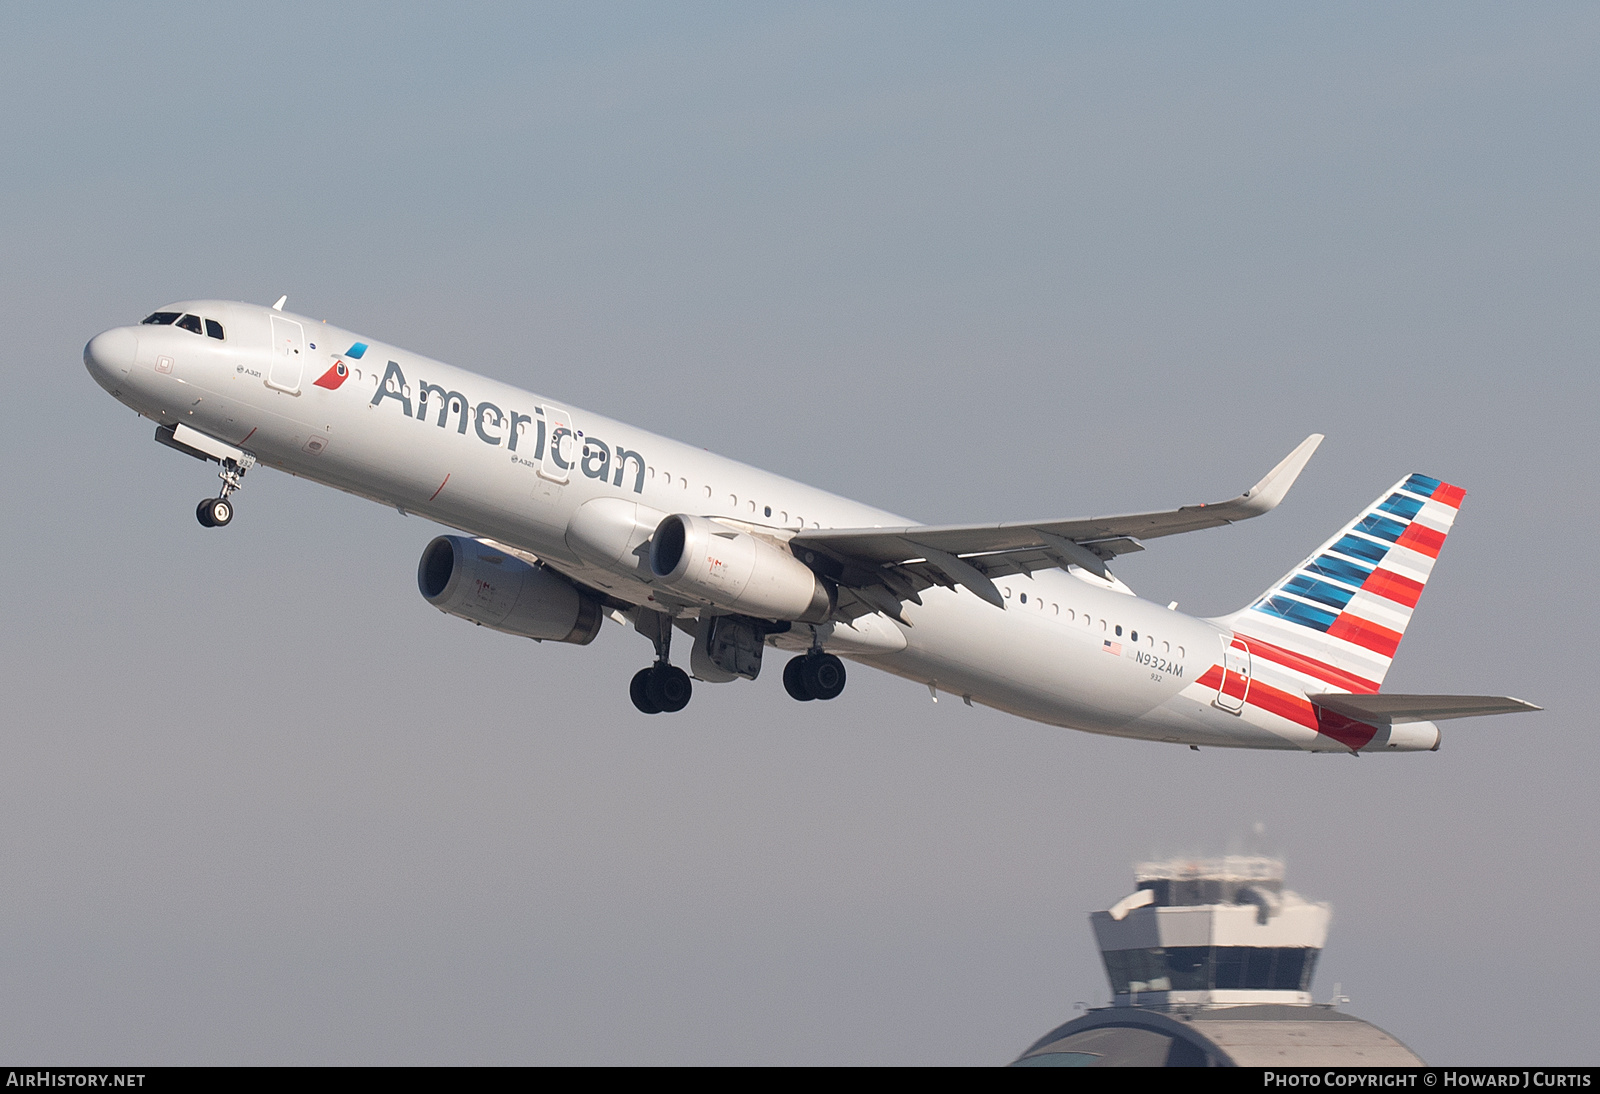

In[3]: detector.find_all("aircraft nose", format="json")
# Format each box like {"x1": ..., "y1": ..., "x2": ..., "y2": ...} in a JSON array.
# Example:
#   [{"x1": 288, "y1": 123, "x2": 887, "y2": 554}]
[{"x1": 84, "y1": 327, "x2": 137, "y2": 386}]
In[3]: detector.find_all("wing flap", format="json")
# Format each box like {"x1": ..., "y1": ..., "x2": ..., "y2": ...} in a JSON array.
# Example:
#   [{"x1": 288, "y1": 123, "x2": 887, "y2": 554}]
[{"x1": 1312, "y1": 693, "x2": 1542, "y2": 724}]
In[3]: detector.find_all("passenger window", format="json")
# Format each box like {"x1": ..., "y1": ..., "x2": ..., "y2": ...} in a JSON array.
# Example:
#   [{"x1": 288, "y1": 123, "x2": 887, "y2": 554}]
[
  {"x1": 1177, "y1": 646, "x2": 1185, "y2": 657},
  {"x1": 1115, "y1": 625, "x2": 1123, "y2": 637},
  {"x1": 141, "y1": 312, "x2": 180, "y2": 325},
  {"x1": 1163, "y1": 641, "x2": 1170, "y2": 653},
  {"x1": 205, "y1": 319, "x2": 225, "y2": 340},
  {"x1": 1019, "y1": 593, "x2": 1027, "y2": 604},
  {"x1": 1130, "y1": 631, "x2": 1137, "y2": 641},
  {"x1": 175, "y1": 314, "x2": 203, "y2": 334},
  {"x1": 764, "y1": 506, "x2": 772, "y2": 518}
]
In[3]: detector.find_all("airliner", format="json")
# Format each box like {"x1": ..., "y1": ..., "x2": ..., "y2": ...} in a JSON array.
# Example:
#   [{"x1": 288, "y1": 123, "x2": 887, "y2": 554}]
[{"x1": 83, "y1": 298, "x2": 1537, "y2": 751}]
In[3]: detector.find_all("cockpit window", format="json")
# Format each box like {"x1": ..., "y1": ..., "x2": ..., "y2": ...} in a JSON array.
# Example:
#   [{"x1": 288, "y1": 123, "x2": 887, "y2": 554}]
[
  {"x1": 205, "y1": 319, "x2": 225, "y2": 340},
  {"x1": 175, "y1": 314, "x2": 203, "y2": 334},
  {"x1": 141, "y1": 312, "x2": 180, "y2": 326}
]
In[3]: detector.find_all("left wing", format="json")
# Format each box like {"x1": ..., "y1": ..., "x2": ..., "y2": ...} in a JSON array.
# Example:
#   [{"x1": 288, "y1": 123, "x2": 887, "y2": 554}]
[{"x1": 791, "y1": 434, "x2": 1322, "y2": 621}]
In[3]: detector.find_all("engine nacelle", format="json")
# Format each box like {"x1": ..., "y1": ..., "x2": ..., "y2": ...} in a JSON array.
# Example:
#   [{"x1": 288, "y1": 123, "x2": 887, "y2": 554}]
[
  {"x1": 417, "y1": 536, "x2": 603, "y2": 644},
  {"x1": 649, "y1": 514, "x2": 832, "y2": 623}
]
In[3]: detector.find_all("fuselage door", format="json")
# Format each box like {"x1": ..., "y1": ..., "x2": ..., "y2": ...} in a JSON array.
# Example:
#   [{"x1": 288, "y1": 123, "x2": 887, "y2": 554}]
[
  {"x1": 538, "y1": 404, "x2": 574, "y2": 484},
  {"x1": 267, "y1": 315, "x2": 306, "y2": 394},
  {"x1": 1215, "y1": 635, "x2": 1251, "y2": 713}
]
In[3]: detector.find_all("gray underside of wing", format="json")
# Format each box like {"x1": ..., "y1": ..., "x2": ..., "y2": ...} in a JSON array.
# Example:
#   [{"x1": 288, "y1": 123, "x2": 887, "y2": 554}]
[{"x1": 1312, "y1": 693, "x2": 1543, "y2": 724}]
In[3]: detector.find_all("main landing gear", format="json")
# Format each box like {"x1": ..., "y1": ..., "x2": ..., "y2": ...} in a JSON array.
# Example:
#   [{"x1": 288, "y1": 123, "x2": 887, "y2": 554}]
[
  {"x1": 196, "y1": 457, "x2": 247, "y2": 529},
  {"x1": 630, "y1": 610, "x2": 693, "y2": 714},
  {"x1": 783, "y1": 652, "x2": 847, "y2": 702},
  {"x1": 630, "y1": 662, "x2": 693, "y2": 715}
]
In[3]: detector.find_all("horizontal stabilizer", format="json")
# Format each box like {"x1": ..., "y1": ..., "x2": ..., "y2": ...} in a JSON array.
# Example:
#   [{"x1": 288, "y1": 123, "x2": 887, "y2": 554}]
[{"x1": 1312, "y1": 693, "x2": 1541, "y2": 724}]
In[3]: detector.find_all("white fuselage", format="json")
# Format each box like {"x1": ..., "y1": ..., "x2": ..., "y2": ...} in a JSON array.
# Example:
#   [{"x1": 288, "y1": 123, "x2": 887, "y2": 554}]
[{"x1": 84, "y1": 300, "x2": 1439, "y2": 753}]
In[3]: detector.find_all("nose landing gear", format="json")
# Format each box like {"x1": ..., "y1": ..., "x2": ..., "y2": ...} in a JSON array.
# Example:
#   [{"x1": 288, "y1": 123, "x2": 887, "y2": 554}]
[
  {"x1": 195, "y1": 457, "x2": 248, "y2": 529},
  {"x1": 783, "y1": 652, "x2": 847, "y2": 702}
]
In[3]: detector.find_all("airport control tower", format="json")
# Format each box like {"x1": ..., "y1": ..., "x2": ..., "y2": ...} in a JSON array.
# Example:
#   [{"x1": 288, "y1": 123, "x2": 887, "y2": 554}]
[{"x1": 1011, "y1": 856, "x2": 1423, "y2": 1067}]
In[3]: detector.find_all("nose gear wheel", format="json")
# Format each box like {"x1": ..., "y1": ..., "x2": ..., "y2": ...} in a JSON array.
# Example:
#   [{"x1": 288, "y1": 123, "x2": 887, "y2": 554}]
[{"x1": 196, "y1": 497, "x2": 233, "y2": 527}]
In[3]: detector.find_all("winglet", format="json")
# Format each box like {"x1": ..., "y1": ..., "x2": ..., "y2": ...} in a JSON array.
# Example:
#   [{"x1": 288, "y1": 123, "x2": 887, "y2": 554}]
[
  {"x1": 1214, "y1": 434, "x2": 1323, "y2": 519},
  {"x1": 272, "y1": 295, "x2": 288, "y2": 311}
]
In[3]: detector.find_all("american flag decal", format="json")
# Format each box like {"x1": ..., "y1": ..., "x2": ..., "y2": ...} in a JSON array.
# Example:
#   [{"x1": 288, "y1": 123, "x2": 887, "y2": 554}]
[{"x1": 1103, "y1": 640, "x2": 1122, "y2": 656}]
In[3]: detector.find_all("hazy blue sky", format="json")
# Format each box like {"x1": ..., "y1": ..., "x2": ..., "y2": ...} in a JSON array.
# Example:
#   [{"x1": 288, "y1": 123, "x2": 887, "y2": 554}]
[{"x1": 1, "y1": 2, "x2": 1596, "y2": 1064}]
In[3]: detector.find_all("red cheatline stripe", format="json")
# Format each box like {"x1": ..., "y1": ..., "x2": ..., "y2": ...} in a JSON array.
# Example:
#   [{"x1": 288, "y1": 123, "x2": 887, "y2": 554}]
[
  {"x1": 428, "y1": 473, "x2": 451, "y2": 502},
  {"x1": 1312, "y1": 704, "x2": 1379, "y2": 751},
  {"x1": 238, "y1": 426, "x2": 257, "y2": 444},
  {"x1": 1396, "y1": 522, "x2": 1446, "y2": 558},
  {"x1": 1249, "y1": 678, "x2": 1384, "y2": 750},
  {"x1": 1250, "y1": 679, "x2": 1381, "y2": 750},
  {"x1": 1328, "y1": 614, "x2": 1402, "y2": 657},
  {"x1": 1244, "y1": 678, "x2": 1316, "y2": 731},
  {"x1": 1432, "y1": 482, "x2": 1466, "y2": 509},
  {"x1": 1361, "y1": 567, "x2": 1424, "y2": 609},
  {"x1": 1195, "y1": 666, "x2": 1379, "y2": 749},
  {"x1": 1232, "y1": 634, "x2": 1381, "y2": 694}
]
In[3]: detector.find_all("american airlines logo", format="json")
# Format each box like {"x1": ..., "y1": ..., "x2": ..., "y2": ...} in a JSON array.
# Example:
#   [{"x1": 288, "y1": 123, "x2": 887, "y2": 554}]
[{"x1": 370, "y1": 360, "x2": 647, "y2": 494}]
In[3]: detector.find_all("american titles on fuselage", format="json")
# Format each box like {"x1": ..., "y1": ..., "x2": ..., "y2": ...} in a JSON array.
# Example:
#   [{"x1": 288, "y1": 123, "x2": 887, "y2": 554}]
[{"x1": 369, "y1": 359, "x2": 647, "y2": 494}]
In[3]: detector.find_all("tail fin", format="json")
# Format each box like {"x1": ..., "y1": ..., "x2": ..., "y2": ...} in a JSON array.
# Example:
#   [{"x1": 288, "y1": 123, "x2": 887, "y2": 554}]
[{"x1": 1220, "y1": 473, "x2": 1465, "y2": 694}]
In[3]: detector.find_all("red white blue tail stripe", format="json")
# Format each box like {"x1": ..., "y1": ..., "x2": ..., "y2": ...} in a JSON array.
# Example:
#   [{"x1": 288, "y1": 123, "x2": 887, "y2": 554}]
[{"x1": 1227, "y1": 473, "x2": 1464, "y2": 694}]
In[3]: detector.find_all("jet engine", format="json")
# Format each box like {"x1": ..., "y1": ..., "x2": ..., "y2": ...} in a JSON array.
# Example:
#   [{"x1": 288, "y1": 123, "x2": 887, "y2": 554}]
[
  {"x1": 649, "y1": 514, "x2": 832, "y2": 623},
  {"x1": 417, "y1": 535, "x2": 603, "y2": 644}
]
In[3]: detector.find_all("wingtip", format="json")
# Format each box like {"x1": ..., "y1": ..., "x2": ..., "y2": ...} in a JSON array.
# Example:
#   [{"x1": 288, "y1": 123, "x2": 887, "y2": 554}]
[{"x1": 1236, "y1": 433, "x2": 1324, "y2": 515}]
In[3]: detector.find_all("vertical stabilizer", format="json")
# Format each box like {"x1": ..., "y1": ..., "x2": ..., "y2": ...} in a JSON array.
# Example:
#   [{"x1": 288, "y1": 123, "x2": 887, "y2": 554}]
[{"x1": 1220, "y1": 474, "x2": 1465, "y2": 694}]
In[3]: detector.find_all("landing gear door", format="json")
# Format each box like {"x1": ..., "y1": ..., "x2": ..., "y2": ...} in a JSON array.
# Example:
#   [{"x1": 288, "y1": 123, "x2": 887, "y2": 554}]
[
  {"x1": 1215, "y1": 636, "x2": 1251, "y2": 713},
  {"x1": 267, "y1": 315, "x2": 306, "y2": 394},
  {"x1": 538, "y1": 404, "x2": 573, "y2": 484}
]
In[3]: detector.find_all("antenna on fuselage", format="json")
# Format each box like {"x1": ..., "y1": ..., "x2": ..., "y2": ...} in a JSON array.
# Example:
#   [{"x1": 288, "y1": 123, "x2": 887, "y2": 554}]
[{"x1": 271, "y1": 295, "x2": 288, "y2": 311}]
